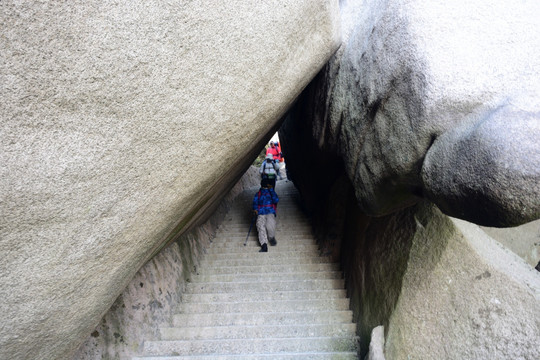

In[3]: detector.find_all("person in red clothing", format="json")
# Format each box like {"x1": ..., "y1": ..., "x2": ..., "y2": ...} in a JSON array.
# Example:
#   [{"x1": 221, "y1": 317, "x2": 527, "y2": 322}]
[
  {"x1": 273, "y1": 141, "x2": 284, "y2": 179},
  {"x1": 265, "y1": 141, "x2": 280, "y2": 162},
  {"x1": 275, "y1": 142, "x2": 284, "y2": 161}
]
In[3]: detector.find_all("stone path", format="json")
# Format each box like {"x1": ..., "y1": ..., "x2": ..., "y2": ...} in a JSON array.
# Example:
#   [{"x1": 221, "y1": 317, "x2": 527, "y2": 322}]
[{"x1": 132, "y1": 180, "x2": 359, "y2": 359}]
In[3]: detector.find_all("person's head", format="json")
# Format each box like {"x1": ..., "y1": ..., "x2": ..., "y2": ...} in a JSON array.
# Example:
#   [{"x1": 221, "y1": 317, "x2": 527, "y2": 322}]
[
  {"x1": 265, "y1": 154, "x2": 273, "y2": 161},
  {"x1": 270, "y1": 141, "x2": 275, "y2": 148},
  {"x1": 261, "y1": 178, "x2": 272, "y2": 188}
]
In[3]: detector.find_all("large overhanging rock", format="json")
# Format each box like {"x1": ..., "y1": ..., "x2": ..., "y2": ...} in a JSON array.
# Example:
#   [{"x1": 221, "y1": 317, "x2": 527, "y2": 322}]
[
  {"x1": 298, "y1": 0, "x2": 540, "y2": 227},
  {"x1": 0, "y1": 1, "x2": 340, "y2": 359}
]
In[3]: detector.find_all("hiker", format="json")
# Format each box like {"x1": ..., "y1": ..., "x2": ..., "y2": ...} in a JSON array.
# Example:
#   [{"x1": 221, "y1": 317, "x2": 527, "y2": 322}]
[
  {"x1": 259, "y1": 154, "x2": 279, "y2": 188},
  {"x1": 252, "y1": 178, "x2": 279, "y2": 252},
  {"x1": 265, "y1": 141, "x2": 280, "y2": 163}
]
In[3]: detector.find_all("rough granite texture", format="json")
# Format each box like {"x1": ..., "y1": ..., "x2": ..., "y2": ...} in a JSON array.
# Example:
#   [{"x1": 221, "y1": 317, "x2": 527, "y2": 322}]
[
  {"x1": 279, "y1": 0, "x2": 540, "y2": 349},
  {"x1": 286, "y1": 0, "x2": 540, "y2": 226},
  {"x1": 72, "y1": 166, "x2": 260, "y2": 360},
  {"x1": 366, "y1": 326, "x2": 385, "y2": 360},
  {"x1": 385, "y1": 210, "x2": 540, "y2": 360},
  {"x1": 275, "y1": 134, "x2": 540, "y2": 358},
  {"x1": 481, "y1": 219, "x2": 540, "y2": 268},
  {"x1": 0, "y1": 1, "x2": 340, "y2": 359}
]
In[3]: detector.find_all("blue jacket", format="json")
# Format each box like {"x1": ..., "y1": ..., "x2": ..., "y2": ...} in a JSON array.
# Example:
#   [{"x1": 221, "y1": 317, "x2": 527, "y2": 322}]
[{"x1": 252, "y1": 188, "x2": 279, "y2": 215}]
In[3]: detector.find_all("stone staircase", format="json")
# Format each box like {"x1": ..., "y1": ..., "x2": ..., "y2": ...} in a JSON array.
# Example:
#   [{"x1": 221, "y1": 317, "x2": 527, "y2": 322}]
[{"x1": 132, "y1": 180, "x2": 359, "y2": 359}]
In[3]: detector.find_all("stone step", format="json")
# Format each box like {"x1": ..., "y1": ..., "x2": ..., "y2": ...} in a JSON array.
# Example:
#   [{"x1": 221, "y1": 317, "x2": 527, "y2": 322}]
[
  {"x1": 172, "y1": 310, "x2": 354, "y2": 327},
  {"x1": 218, "y1": 219, "x2": 311, "y2": 225},
  {"x1": 205, "y1": 242, "x2": 319, "y2": 252},
  {"x1": 177, "y1": 298, "x2": 350, "y2": 314},
  {"x1": 227, "y1": 201, "x2": 302, "y2": 206},
  {"x1": 214, "y1": 236, "x2": 315, "y2": 243},
  {"x1": 222, "y1": 215, "x2": 308, "y2": 222},
  {"x1": 142, "y1": 336, "x2": 359, "y2": 356},
  {"x1": 216, "y1": 233, "x2": 313, "y2": 239},
  {"x1": 133, "y1": 352, "x2": 359, "y2": 360},
  {"x1": 220, "y1": 224, "x2": 311, "y2": 230},
  {"x1": 131, "y1": 182, "x2": 358, "y2": 360},
  {"x1": 225, "y1": 215, "x2": 306, "y2": 219},
  {"x1": 219, "y1": 228, "x2": 311, "y2": 234},
  {"x1": 209, "y1": 237, "x2": 311, "y2": 245},
  {"x1": 210, "y1": 248, "x2": 323, "y2": 258},
  {"x1": 221, "y1": 220, "x2": 309, "y2": 226},
  {"x1": 218, "y1": 228, "x2": 311, "y2": 232},
  {"x1": 223, "y1": 208, "x2": 305, "y2": 213},
  {"x1": 214, "y1": 234, "x2": 312, "y2": 241},
  {"x1": 207, "y1": 244, "x2": 318, "y2": 253},
  {"x1": 195, "y1": 263, "x2": 340, "y2": 275},
  {"x1": 185, "y1": 279, "x2": 345, "y2": 294},
  {"x1": 216, "y1": 232, "x2": 313, "y2": 238},
  {"x1": 202, "y1": 250, "x2": 320, "y2": 261},
  {"x1": 223, "y1": 211, "x2": 304, "y2": 216},
  {"x1": 217, "y1": 227, "x2": 312, "y2": 234},
  {"x1": 191, "y1": 270, "x2": 343, "y2": 283},
  {"x1": 201, "y1": 252, "x2": 332, "y2": 267},
  {"x1": 223, "y1": 209, "x2": 305, "y2": 214},
  {"x1": 199, "y1": 256, "x2": 333, "y2": 268},
  {"x1": 181, "y1": 289, "x2": 348, "y2": 304},
  {"x1": 160, "y1": 323, "x2": 357, "y2": 341},
  {"x1": 225, "y1": 206, "x2": 304, "y2": 211},
  {"x1": 227, "y1": 209, "x2": 307, "y2": 214},
  {"x1": 212, "y1": 230, "x2": 315, "y2": 244},
  {"x1": 219, "y1": 223, "x2": 311, "y2": 228},
  {"x1": 221, "y1": 212, "x2": 303, "y2": 217},
  {"x1": 219, "y1": 221, "x2": 311, "y2": 227}
]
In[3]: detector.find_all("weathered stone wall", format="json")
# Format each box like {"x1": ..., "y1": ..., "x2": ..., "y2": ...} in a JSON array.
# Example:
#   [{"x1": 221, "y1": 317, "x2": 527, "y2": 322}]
[
  {"x1": 279, "y1": 1, "x2": 540, "y2": 357},
  {"x1": 280, "y1": 115, "x2": 540, "y2": 358},
  {"x1": 481, "y1": 220, "x2": 540, "y2": 268},
  {"x1": 0, "y1": 1, "x2": 340, "y2": 359},
  {"x1": 385, "y1": 214, "x2": 539, "y2": 360},
  {"x1": 73, "y1": 166, "x2": 260, "y2": 360},
  {"x1": 289, "y1": 0, "x2": 540, "y2": 227}
]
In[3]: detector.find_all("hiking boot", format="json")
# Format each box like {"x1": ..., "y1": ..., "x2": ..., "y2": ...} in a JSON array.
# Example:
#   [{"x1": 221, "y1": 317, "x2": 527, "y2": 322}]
[
  {"x1": 269, "y1": 237, "x2": 277, "y2": 246},
  {"x1": 259, "y1": 243, "x2": 268, "y2": 252}
]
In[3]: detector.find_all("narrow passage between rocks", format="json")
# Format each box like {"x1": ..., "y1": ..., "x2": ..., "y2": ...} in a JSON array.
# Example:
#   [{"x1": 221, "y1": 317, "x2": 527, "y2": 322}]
[{"x1": 132, "y1": 180, "x2": 359, "y2": 359}]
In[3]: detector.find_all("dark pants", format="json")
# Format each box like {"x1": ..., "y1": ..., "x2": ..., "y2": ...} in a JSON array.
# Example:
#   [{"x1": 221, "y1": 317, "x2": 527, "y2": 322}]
[{"x1": 263, "y1": 175, "x2": 276, "y2": 188}]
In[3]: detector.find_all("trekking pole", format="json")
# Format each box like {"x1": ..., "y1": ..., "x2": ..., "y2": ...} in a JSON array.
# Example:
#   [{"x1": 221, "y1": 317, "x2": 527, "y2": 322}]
[{"x1": 244, "y1": 213, "x2": 256, "y2": 246}]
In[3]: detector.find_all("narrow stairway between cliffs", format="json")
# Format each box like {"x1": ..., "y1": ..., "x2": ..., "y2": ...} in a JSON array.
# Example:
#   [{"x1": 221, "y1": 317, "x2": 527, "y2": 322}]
[{"x1": 132, "y1": 179, "x2": 360, "y2": 359}]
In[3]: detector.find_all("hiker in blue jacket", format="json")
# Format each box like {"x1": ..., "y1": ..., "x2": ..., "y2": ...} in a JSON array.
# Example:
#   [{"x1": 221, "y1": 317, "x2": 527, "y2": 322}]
[{"x1": 252, "y1": 178, "x2": 279, "y2": 252}]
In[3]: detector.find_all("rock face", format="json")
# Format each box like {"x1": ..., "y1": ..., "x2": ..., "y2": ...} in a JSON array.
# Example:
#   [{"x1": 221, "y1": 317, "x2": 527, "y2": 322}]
[
  {"x1": 276, "y1": 136, "x2": 540, "y2": 358},
  {"x1": 384, "y1": 207, "x2": 539, "y2": 360},
  {"x1": 0, "y1": 1, "x2": 340, "y2": 359},
  {"x1": 481, "y1": 220, "x2": 540, "y2": 268},
  {"x1": 422, "y1": 105, "x2": 540, "y2": 226},
  {"x1": 287, "y1": 0, "x2": 540, "y2": 227},
  {"x1": 279, "y1": 0, "x2": 540, "y2": 357},
  {"x1": 366, "y1": 326, "x2": 385, "y2": 360},
  {"x1": 73, "y1": 167, "x2": 261, "y2": 360}
]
